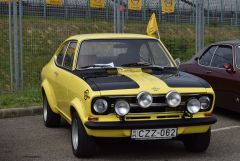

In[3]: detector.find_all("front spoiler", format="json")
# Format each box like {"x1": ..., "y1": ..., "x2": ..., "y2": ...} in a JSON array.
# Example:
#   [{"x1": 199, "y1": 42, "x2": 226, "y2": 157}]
[{"x1": 85, "y1": 117, "x2": 217, "y2": 130}]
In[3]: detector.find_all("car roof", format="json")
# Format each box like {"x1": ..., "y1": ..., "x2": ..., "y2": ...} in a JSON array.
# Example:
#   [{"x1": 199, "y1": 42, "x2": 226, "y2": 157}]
[
  {"x1": 66, "y1": 33, "x2": 158, "y2": 41},
  {"x1": 211, "y1": 40, "x2": 240, "y2": 46}
]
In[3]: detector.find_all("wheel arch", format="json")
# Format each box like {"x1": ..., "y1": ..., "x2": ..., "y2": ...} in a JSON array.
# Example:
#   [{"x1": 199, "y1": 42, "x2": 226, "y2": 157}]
[
  {"x1": 69, "y1": 98, "x2": 89, "y2": 125},
  {"x1": 41, "y1": 80, "x2": 59, "y2": 114}
]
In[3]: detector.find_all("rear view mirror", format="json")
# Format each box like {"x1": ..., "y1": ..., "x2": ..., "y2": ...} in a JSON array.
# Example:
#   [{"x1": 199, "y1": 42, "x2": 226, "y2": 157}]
[
  {"x1": 175, "y1": 58, "x2": 181, "y2": 67},
  {"x1": 224, "y1": 63, "x2": 235, "y2": 73}
]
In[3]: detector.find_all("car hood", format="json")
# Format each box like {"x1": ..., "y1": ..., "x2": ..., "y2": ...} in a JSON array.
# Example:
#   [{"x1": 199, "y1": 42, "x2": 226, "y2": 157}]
[{"x1": 73, "y1": 68, "x2": 210, "y2": 92}]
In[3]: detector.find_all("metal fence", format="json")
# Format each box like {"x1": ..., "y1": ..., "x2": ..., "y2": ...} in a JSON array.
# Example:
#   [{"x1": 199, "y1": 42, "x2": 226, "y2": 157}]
[{"x1": 0, "y1": 0, "x2": 240, "y2": 104}]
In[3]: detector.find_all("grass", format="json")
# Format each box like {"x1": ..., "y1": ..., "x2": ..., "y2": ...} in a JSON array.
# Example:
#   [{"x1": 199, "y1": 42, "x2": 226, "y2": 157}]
[
  {"x1": 0, "y1": 89, "x2": 41, "y2": 108},
  {"x1": 0, "y1": 16, "x2": 240, "y2": 108}
]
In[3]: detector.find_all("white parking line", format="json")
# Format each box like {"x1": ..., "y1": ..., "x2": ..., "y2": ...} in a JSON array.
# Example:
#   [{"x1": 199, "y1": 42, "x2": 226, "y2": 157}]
[{"x1": 211, "y1": 126, "x2": 240, "y2": 132}]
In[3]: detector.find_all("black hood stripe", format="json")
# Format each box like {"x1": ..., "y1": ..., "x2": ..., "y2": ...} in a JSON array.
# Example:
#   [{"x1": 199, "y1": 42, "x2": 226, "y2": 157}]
[
  {"x1": 152, "y1": 72, "x2": 211, "y2": 88},
  {"x1": 73, "y1": 70, "x2": 139, "y2": 91},
  {"x1": 85, "y1": 75, "x2": 139, "y2": 91}
]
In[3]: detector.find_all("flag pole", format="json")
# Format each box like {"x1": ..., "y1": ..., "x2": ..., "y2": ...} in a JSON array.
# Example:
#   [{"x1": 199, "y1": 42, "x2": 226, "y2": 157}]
[{"x1": 157, "y1": 31, "x2": 160, "y2": 40}]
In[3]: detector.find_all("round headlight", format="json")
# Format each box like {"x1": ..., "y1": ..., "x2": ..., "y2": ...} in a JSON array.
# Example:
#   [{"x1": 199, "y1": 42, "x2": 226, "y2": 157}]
[
  {"x1": 187, "y1": 99, "x2": 201, "y2": 114},
  {"x1": 115, "y1": 100, "x2": 130, "y2": 116},
  {"x1": 137, "y1": 91, "x2": 153, "y2": 108},
  {"x1": 199, "y1": 96, "x2": 211, "y2": 110},
  {"x1": 93, "y1": 99, "x2": 108, "y2": 114},
  {"x1": 166, "y1": 91, "x2": 181, "y2": 107}
]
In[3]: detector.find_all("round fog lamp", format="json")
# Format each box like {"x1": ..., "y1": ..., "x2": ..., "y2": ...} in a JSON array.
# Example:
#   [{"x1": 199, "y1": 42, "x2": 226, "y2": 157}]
[
  {"x1": 187, "y1": 99, "x2": 201, "y2": 114},
  {"x1": 166, "y1": 91, "x2": 181, "y2": 107},
  {"x1": 199, "y1": 96, "x2": 211, "y2": 110},
  {"x1": 93, "y1": 99, "x2": 108, "y2": 114},
  {"x1": 137, "y1": 91, "x2": 153, "y2": 108},
  {"x1": 115, "y1": 100, "x2": 130, "y2": 116}
]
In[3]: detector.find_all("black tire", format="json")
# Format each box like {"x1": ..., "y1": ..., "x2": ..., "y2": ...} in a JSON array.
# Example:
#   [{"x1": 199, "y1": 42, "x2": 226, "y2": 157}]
[
  {"x1": 43, "y1": 95, "x2": 60, "y2": 127},
  {"x1": 71, "y1": 112, "x2": 96, "y2": 158},
  {"x1": 183, "y1": 129, "x2": 211, "y2": 152}
]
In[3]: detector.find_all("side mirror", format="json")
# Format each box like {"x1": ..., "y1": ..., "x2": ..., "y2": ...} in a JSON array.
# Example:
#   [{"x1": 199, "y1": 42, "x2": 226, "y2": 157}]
[
  {"x1": 175, "y1": 58, "x2": 181, "y2": 67},
  {"x1": 224, "y1": 63, "x2": 235, "y2": 73},
  {"x1": 194, "y1": 57, "x2": 199, "y2": 61}
]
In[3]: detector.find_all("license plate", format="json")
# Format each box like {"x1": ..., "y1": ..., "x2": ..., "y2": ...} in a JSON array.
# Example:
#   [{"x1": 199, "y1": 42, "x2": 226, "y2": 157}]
[{"x1": 131, "y1": 128, "x2": 177, "y2": 140}]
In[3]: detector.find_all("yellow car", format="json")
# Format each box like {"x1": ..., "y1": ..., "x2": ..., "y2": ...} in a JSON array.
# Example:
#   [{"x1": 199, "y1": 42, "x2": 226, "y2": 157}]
[{"x1": 41, "y1": 34, "x2": 217, "y2": 158}]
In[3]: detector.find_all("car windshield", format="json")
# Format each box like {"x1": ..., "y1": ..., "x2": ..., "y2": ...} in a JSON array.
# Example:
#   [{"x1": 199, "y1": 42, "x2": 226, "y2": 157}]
[{"x1": 76, "y1": 39, "x2": 174, "y2": 69}]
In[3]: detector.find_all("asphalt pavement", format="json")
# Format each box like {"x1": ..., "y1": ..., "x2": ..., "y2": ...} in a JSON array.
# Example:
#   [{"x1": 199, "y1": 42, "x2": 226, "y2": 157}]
[{"x1": 0, "y1": 110, "x2": 240, "y2": 161}]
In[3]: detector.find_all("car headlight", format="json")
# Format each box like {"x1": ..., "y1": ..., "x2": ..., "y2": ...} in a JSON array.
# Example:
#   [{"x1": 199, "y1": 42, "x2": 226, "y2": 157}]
[
  {"x1": 115, "y1": 100, "x2": 130, "y2": 116},
  {"x1": 199, "y1": 96, "x2": 211, "y2": 110},
  {"x1": 187, "y1": 99, "x2": 201, "y2": 114},
  {"x1": 93, "y1": 99, "x2": 108, "y2": 114},
  {"x1": 137, "y1": 91, "x2": 153, "y2": 108},
  {"x1": 166, "y1": 91, "x2": 181, "y2": 107}
]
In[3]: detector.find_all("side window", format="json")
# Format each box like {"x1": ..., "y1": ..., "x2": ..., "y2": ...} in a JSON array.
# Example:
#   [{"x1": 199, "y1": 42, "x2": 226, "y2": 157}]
[
  {"x1": 211, "y1": 45, "x2": 233, "y2": 68},
  {"x1": 63, "y1": 42, "x2": 77, "y2": 69},
  {"x1": 236, "y1": 46, "x2": 240, "y2": 68},
  {"x1": 199, "y1": 46, "x2": 217, "y2": 66},
  {"x1": 56, "y1": 44, "x2": 68, "y2": 66}
]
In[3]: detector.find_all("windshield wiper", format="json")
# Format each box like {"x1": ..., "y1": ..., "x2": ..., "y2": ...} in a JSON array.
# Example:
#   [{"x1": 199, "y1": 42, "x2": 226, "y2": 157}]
[
  {"x1": 80, "y1": 64, "x2": 113, "y2": 69},
  {"x1": 143, "y1": 66, "x2": 178, "y2": 74},
  {"x1": 143, "y1": 65, "x2": 164, "y2": 70},
  {"x1": 121, "y1": 62, "x2": 153, "y2": 67}
]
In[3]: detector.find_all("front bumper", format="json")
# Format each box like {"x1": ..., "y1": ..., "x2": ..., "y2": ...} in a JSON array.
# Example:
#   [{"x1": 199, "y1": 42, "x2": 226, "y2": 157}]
[{"x1": 85, "y1": 117, "x2": 217, "y2": 130}]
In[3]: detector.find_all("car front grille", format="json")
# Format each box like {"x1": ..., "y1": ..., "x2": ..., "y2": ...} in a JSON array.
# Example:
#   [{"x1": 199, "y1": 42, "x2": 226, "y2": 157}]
[{"x1": 129, "y1": 102, "x2": 186, "y2": 113}]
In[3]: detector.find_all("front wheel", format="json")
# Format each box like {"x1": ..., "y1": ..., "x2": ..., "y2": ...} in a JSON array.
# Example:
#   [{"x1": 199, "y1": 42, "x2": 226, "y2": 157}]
[
  {"x1": 71, "y1": 112, "x2": 96, "y2": 158},
  {"x1": 183, "y1": 129, "x2": 211, "y2": 152}
]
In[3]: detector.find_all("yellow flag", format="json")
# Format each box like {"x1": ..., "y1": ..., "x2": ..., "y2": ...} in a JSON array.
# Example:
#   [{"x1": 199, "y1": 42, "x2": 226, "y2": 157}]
[
  {"x1": 46, "y1": 0, "x2": 63, "y2": 6},
  {"x1": 0, "y1": 0, "x2": 16, "y2": 3},
  {"x1": 90, "y1": 0, "x2": 105, "y2": 9},
  {"x1": 146, "y1": 13, "x2": 159, "y2": 38},
  {"x1": 128, "y1": 0, "x2": 142, "y2": 11},
  {"x1": 162, "y1": 0, "x2": 175, "y2": 13}
]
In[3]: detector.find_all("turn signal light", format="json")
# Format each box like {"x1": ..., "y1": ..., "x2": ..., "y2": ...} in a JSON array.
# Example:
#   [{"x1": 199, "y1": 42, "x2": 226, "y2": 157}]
[
  {"x1": 204, "y1": 113, "x2": 213, "y2": 117},
  {"x1": 88, "y1": 116, "x2": 99, "y2": 122}
]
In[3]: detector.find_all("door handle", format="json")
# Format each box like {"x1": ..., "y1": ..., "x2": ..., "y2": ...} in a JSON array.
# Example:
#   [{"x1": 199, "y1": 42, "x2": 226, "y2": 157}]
[
  {"x1": 54, "y1": 71, "x2": 59, "y2": 77},
  {"x1": 206, "y1": 70, "x2": 212, "y2": 74}
]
